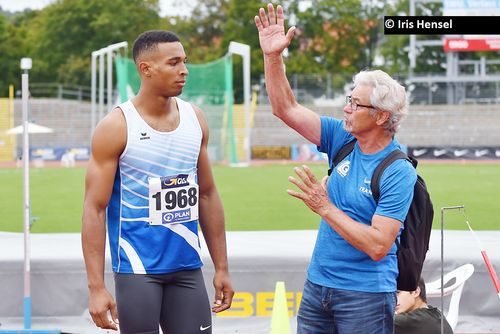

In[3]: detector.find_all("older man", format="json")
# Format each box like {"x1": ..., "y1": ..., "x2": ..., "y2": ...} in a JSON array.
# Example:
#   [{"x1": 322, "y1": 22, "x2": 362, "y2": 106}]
[{"x1": 255, "y1": 4, "x2": 416, "y2": 334}]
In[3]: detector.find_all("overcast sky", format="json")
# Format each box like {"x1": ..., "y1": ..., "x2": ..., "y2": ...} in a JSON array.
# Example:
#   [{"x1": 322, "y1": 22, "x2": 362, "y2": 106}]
[{"x1": 0, "y1": 0, "x2": 193, "y2": 17}]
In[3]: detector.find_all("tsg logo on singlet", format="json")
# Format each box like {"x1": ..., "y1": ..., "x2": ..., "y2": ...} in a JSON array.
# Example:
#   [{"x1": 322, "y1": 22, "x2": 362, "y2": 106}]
[
  {"x1": 336, "y1": 160, "x2": 350, "y2": 177},
  {"x1": 149, "y1": 173, "x2": 199, "y2": 225}
]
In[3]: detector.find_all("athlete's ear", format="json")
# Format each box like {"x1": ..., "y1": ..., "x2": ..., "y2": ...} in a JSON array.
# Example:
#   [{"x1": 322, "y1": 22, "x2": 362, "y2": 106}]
[
  {"x1": 138, "y1": 61, "x2": 152, "y2": 77},
  {"x1": 376, "y1": 110, "x2": 390, "y2": 126},
  {"x1": 412, "y1": 286, "x2": 421, "y2": 300}
]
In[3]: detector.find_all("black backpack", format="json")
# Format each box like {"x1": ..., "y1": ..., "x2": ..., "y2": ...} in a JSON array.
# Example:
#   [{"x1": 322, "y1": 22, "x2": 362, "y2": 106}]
[{"x1": 328, "y1": 139, "x2": 434, "y2": 291}]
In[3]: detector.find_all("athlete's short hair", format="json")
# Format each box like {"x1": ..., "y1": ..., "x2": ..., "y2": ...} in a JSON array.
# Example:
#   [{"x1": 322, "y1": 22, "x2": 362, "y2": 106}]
[
  {"x1": 353, "y1": 70, "x2": 408, "y2": 136},
  {"x1": 417, "y1": 277, "x2": 427, "y2": 303},
  {"x1": 132, "y1": 30, "x2": 181, "y2": 63}
]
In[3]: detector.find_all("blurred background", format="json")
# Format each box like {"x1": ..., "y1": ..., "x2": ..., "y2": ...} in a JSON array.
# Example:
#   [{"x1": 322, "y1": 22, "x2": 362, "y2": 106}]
[{"x1": 0, "y1": 1, "x2": 499, "y2": 333}]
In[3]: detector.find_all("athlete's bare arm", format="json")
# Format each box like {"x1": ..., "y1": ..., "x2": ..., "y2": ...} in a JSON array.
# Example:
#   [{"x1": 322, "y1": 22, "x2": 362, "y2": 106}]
[
  {"x1": 255, "y1": 4, "x2": 321, "y2": 146},
  {"x1": 82, "y1": 108, "x2": 126, "y2": 330},
  {"x1": 193, "y1": 104, "x2": 234, "y2": 313}
]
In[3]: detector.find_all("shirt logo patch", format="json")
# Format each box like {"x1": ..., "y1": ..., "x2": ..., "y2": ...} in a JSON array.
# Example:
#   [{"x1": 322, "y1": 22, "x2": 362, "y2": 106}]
[
  {"x1": 140, "y1": 132, "x2": 150, "y2": 140},
  {"x1": 336, "y1": 160, "x2": 350, "y2": 177}
]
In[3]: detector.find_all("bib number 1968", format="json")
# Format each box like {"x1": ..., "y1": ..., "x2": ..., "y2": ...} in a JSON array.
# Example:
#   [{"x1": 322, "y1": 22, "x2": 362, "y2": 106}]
[{"x1": 149, "y1": 173, "x2": 199, "y2": 225}]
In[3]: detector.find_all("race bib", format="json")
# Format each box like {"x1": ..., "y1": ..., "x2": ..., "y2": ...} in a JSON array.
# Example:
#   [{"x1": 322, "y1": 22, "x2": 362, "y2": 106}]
[{"x1": 148, "y1": 173, "x2": 199, "y2": 225}]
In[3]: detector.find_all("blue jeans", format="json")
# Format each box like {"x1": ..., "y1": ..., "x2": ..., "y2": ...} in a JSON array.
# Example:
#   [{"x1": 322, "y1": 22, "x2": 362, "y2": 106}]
[{"x1": 297, "y1": 279, "x2": 396, "y2": 334}]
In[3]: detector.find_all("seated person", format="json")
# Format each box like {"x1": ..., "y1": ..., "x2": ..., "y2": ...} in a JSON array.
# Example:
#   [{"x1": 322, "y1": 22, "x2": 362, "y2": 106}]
[
  {"x1": 395, "y1": 277, "x2": 454, "y2": 334},
  {"x1": 60, "y1": 150, "x2": 76, "y2": 167}
]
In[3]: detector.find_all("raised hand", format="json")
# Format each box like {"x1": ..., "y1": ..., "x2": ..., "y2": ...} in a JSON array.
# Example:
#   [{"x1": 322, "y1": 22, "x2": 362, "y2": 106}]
[
  {"x1": 287, "y1": 165, "x2": 332, "y2": 217},
  {"x1": 254, "y1": 4, "x2": 296, "y2": 57}
]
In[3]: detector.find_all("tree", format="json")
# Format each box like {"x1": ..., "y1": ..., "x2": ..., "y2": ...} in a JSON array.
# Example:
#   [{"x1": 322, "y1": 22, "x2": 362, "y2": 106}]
[
  {"x1": 291, "y1": 0, "x2": 373, "y2": 72},
  {"x1": 0, "y1": 11, "x2": 33, "y2": 96},
  {"x1": 162, "y1": 0, "x2": 229, "y2": 63},
  {"x1": 378, "y1": 0, "x2": 447, "y2": 77},
  {"x1": 26, "y1": 0, "x2": 161, "y2": 86},
  {"x1": 222, "y1": 0, "x2": 270, "y2": 101}
]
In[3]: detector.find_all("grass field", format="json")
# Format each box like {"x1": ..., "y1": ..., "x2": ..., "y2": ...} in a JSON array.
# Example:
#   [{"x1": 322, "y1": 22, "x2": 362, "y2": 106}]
[{"x1": 0, "y1": 162, "x2": 499, "y2": 233}]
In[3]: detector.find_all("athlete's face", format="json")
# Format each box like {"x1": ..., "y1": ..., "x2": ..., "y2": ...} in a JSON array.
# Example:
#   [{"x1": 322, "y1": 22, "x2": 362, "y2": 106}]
[
  {"x1": 395, "y1": 289, "x2": 418, "y2": 314},
  {"x1": 343, "y1": 85, "x2": 378, "y2": 135},
  {"x1": 144, "y1": 42, "x2": 188, "y2": 97}
]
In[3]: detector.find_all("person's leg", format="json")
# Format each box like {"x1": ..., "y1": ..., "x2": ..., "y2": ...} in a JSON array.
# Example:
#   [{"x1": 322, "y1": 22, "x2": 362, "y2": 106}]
[
  {"x1": 160, "y1": 269, "x2": 212, "y2": 334},
  {"x1": 297, "y1": 279, "x2": 336, "y2": 334},
  {"x1": 332, "y1": 288, "x2": 396, "y2": 334},
  {"x1": 114, "y1": 273, "x2": 163, "y2": 334}
]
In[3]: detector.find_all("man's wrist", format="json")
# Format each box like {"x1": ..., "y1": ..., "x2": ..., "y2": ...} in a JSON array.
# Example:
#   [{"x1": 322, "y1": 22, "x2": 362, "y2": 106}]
[
  {"x1": 87, "y1": 280, "x2": 106, "y2": 292},
  {"x1": 319, "y1": 203, "x2": 335, "y2": 218},
  {"x1": 264, "y1": 53, "x2": 283, "y2": 64},
  {"x1": 213, "y1": 264, "x2": 229, "y2": 273}
]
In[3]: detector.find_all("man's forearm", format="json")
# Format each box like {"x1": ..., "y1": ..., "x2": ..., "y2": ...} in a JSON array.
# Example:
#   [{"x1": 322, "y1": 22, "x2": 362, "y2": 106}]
[
  {"x1": 264, "y1": 54, "x2": 298, "y2": 117},
  {"x1": 206, "y1": 236, "x2": 229, "y2": 272},
  {"x1": 82, "y1": 209, "x2": 108, "y2": 290},
  {"x1": 321, "y1": 205, "x2": 394, "y2": 261},
  {"x1": 199, "y1": 191, "x2": 229, "y2": 272}
]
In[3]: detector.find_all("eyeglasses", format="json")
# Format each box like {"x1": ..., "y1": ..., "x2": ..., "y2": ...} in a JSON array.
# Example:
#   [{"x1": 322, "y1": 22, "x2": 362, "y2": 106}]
[{"x1": 346, "y1": 95, "x2": 374, "y2": 111}]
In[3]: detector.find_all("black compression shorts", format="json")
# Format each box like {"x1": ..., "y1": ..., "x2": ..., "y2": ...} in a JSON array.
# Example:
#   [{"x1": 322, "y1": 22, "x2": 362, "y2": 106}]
[{"x1": 114, "y1": 268, "x2": 212, "y2": 334}]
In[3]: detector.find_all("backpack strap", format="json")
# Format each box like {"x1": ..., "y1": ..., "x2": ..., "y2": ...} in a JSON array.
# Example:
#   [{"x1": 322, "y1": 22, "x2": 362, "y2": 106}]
[
  {"x1": 371, "y1": 150, "x2": 415, "y2": 249},
  {"x1": 371, "y1": 150, "x2": 414, "y2": 203},
  {"x1": 327, "y1": 139, "x2": 357, "y2": 176}
]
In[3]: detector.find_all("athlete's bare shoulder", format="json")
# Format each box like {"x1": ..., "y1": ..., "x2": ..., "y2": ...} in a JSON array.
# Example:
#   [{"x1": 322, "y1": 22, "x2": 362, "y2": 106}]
[
  {"x1": 188, "y1": 103, "x2": 206, "y2": 123},
  {"x1": 91, "y1": 107, "x2": 127, "y2": 158},
  {"x1": 188, "y1": 103, "x2": 208, "y2": 139}
]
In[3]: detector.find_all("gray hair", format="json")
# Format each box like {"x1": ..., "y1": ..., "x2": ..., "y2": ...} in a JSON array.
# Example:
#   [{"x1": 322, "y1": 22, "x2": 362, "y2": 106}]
[{"x1": 353, "y1": 70, "x2": 408, "y2": 136}]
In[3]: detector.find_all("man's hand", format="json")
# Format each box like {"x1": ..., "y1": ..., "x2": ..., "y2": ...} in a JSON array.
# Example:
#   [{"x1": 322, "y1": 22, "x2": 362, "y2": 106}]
[
  {"x1": 211, "y1": 270, "x2": 234, "y2": 313},
  {"x1": 287, "y1": 165, "x2": 332, "y2": 217},
  {"x1": 88, "y1": 287, "x2": 119, "y2": 330},
  {"x1": 254, "y1": 4, "x2": 296, "y2": 57}
]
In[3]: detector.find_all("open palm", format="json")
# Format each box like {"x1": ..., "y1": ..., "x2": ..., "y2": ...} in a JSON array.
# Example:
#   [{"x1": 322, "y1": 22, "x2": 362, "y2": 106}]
[{"x1": 255, "y1": 4, "x2": 295, "y2": 57}]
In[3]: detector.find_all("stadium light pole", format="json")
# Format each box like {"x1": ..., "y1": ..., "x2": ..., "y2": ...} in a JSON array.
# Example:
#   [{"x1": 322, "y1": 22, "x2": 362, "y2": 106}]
[
  {"x1": 20, "y1": 57, "x2": 32, "y2": 330},
  {"x1": 3, "y1": 58, "x2": 62, "y2": 334}
]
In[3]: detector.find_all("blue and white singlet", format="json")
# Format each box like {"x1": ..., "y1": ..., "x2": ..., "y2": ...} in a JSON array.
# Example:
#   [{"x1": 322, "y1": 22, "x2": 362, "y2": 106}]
[{"x1": 106, "y1": 97, "x2": 203, "y2": 274}]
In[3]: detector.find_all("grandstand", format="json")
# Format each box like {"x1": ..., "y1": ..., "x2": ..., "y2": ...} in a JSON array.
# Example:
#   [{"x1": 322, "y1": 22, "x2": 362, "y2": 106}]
[{"x1": 8, "y1": 97, "x2": 500, "y2": 162}]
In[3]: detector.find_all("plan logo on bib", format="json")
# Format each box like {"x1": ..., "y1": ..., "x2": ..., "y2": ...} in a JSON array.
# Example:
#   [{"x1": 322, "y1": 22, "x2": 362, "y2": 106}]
[{"x1": 162, "y1": 209, "x2": 192, "y2": 224}]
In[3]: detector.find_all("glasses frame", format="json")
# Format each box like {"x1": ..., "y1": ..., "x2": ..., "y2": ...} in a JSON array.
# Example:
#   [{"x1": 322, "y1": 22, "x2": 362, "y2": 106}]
[{"x1": 346, "y1": 95, "x2": 374, "y2": 111}]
